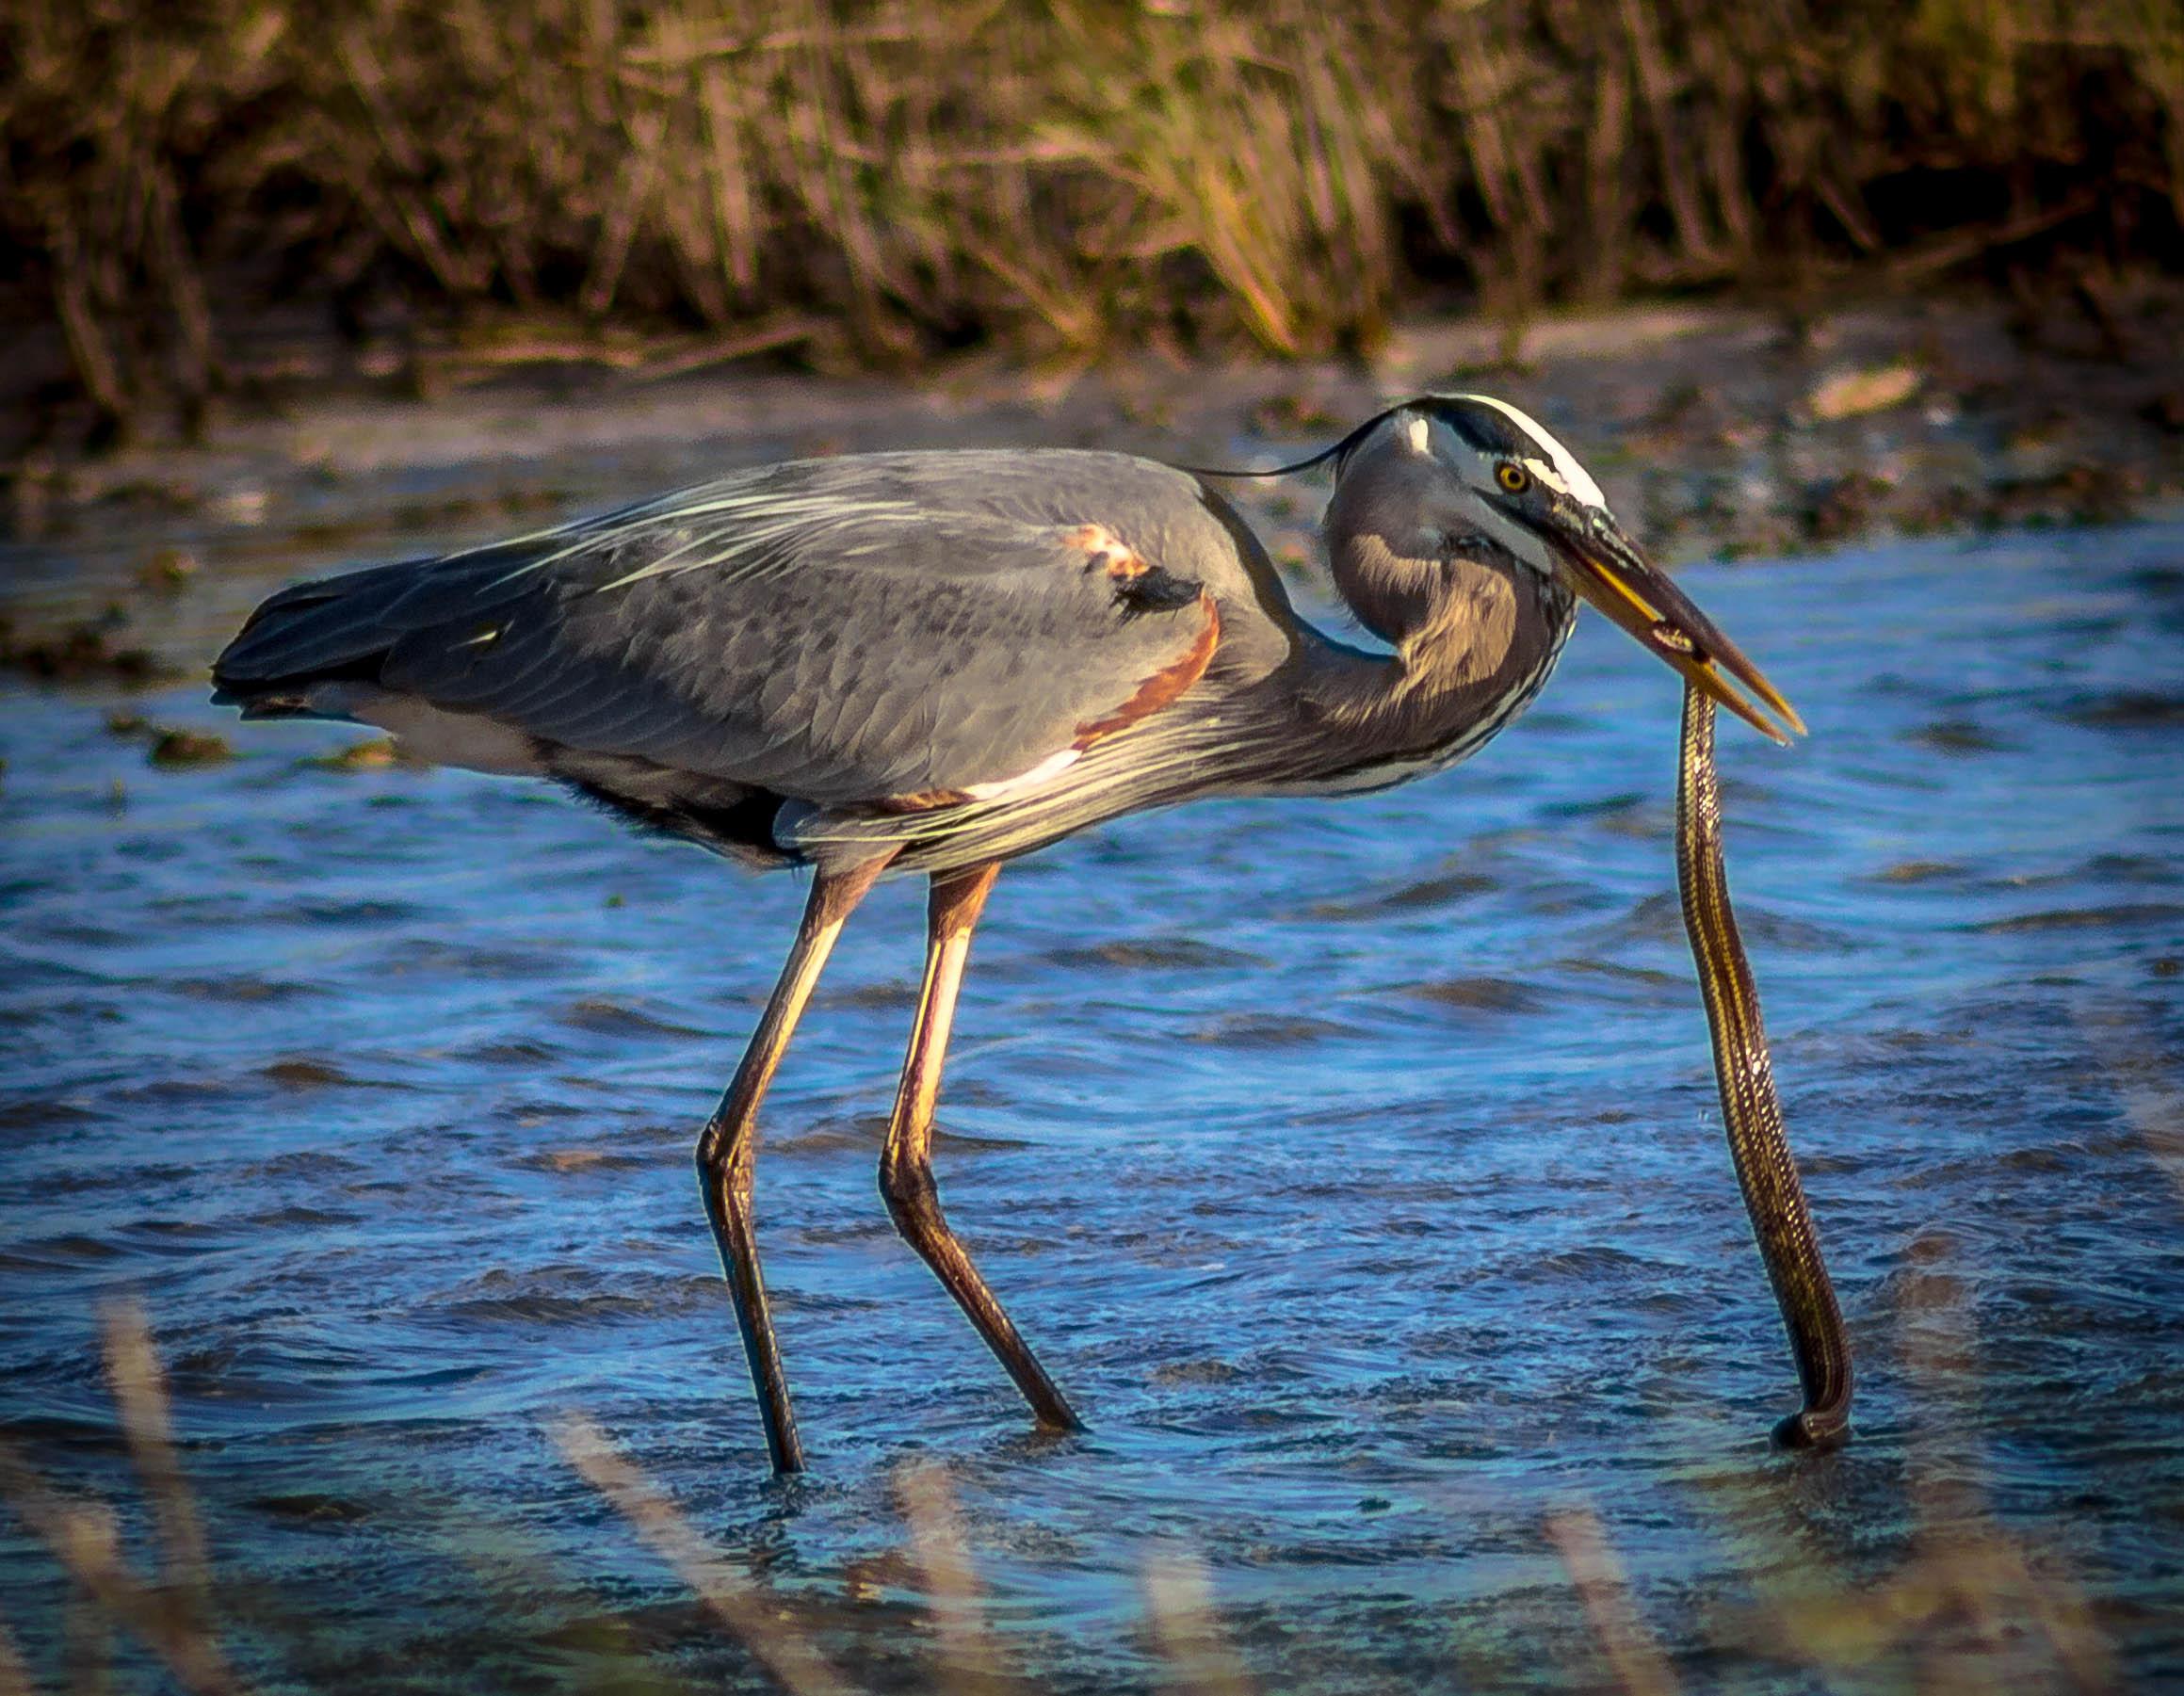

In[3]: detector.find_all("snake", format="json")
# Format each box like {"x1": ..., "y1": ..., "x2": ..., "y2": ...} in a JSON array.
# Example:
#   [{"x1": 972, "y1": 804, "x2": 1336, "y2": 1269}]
[{"x1": 1675, "y1": 683, "x2": 1852, "y2": 1448}]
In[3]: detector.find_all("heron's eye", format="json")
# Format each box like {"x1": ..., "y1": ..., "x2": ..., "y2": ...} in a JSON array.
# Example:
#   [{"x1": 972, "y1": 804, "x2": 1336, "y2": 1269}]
[{"x1": 1495, "y1": 461, "x2": 1530, "y2": 494}]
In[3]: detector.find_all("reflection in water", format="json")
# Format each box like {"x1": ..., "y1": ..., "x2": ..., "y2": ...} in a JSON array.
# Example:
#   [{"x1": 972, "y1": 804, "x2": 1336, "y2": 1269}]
[{"x1": 2, "y1": 512, "x2": 2181, "y2": 1688}]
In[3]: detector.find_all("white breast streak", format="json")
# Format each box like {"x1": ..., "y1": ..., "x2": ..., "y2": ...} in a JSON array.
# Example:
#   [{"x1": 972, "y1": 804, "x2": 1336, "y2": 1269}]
[
  {"x1": 962, "y1": 746, "x2": 1082, "y2": 800},
  {"x1": 1455, "y1": 394, "x2": 1607, "y2": 508}
]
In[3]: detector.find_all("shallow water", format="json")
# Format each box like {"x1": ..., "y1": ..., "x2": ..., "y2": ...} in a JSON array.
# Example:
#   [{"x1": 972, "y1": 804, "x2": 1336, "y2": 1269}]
[{"x1": 4, "y1": 494, "x2": 2183, "y2": 1689}]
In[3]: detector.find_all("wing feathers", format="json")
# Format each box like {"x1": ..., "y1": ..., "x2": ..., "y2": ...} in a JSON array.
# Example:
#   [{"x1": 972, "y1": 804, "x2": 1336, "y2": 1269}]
[{"x1": 215, "y1": 451, "x2": 1279, "y2": 806}]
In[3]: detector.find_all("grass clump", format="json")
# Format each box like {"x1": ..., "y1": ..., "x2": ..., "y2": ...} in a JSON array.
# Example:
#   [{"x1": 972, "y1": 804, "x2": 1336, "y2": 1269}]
[
  {"x1": 3, "y1": 0, "x2": 2181, "y2": 433},
  {"x1": 1, "y1": 1297, "x2": 2139, "y2": 1695}
]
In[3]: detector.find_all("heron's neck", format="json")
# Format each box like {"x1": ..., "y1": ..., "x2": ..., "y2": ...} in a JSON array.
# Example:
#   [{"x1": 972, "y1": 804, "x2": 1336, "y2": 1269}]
[{"x1": 1307, "y1": 558, "x2": 1577, "y2": 766}]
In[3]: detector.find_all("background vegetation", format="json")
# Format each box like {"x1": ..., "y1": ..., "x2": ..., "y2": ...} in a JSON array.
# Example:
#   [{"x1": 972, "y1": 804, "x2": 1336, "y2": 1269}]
[{"x1": 3, "y1": 0, "x2": 2182, "y2": 433}]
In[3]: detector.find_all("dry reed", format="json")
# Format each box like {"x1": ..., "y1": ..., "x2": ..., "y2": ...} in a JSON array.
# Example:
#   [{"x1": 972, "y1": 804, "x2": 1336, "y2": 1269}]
[
  {"x1": 0, "y1": 1293, "x2": 2153, "y2": 1694},
  {"x1": 3, "y1": 0, "x2": 2180, "y2": 433}
]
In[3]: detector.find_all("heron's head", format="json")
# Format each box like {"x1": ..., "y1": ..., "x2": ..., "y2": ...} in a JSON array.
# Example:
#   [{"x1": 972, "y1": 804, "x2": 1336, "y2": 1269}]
[{"x1": 1325, "y1": 394, "x2": 1804, "y2": 744}]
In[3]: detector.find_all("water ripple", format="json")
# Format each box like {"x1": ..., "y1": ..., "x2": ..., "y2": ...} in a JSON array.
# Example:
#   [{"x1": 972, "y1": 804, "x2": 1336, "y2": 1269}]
[{"x1": 2, "y1": 518, "x2": 2182, "y2": 1684}]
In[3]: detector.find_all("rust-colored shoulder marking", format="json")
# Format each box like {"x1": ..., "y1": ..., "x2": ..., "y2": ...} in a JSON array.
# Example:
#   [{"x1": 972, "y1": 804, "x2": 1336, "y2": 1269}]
[
  {"x1": 1062, "y1": 523, "x2": 1148, "y2": 581},
  {"x1": 1074, "y1": 592, "x2": 1220, "y2": 747}
]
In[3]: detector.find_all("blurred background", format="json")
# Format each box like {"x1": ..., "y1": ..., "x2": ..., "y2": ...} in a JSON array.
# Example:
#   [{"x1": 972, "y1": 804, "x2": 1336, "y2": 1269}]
[
  {"x1": 5, "y1": 6, "x2": 2184, "y2": 1694},
  {"x1": 4, "y1": 0, "x2": 2182, "y2": 450}
]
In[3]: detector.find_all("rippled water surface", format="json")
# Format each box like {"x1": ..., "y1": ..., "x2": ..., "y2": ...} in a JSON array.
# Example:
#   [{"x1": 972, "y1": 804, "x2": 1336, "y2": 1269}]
[{"x1": 4, "y1": 496, "x2": 2183, "y2": 1690}]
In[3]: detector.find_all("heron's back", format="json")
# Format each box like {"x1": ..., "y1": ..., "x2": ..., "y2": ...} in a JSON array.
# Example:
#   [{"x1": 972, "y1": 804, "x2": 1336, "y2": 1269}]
[{"x1": 214, "y1": 449, "x2": 1302, "y2": 867}]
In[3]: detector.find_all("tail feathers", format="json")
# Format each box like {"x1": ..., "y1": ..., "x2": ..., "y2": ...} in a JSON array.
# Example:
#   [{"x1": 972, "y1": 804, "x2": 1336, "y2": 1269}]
[
  {"x1": 212, "y1": 559, "x2": 418, "y2": 700},
  {"x1": 211, "y1": 545, "x2": 542, "y2": 712}
]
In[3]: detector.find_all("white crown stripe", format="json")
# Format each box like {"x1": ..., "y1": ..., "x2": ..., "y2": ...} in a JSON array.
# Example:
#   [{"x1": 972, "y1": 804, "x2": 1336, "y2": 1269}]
[{"x1": 1451, "y1": 394, "x2": 1608, "y2": 509}]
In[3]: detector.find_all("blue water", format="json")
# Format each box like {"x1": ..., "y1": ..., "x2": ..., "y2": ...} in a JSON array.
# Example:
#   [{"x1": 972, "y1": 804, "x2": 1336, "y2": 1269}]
[{"x1": 3, "y1": 506, "x2": 2182, "y2": 1690}]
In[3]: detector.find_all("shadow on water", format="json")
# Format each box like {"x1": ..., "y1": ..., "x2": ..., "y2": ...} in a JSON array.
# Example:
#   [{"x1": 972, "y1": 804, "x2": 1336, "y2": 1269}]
[{"x1": 2, "y1": 478, "x2": 2182, "y2": 1688}]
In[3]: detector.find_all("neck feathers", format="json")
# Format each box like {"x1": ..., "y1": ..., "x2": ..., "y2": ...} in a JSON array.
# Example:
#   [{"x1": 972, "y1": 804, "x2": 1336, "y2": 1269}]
[
  {"x1": 1329, "y1": 558, "x2": 1573, "y2": 733},
  {"x1": 1399, "y1": 558, "x2": 1572, "y2": 701},
  {"x1": 1298, "y1": 557, "x2": 1576, "y2": 793},
  {"x1": 1317, "y1": 422, "x2": 1574, "y2": 747}
]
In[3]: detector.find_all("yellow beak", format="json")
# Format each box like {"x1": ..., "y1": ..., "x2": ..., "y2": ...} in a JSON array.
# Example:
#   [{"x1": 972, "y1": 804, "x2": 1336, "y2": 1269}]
[{"x1": 1549, "y1": 505, "x2": 1804, "y2": 745}]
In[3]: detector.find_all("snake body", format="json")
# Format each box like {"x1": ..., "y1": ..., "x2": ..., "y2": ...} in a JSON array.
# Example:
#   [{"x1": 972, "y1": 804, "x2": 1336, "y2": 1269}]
[{"x1": 1675, "y1": 685, "x2": 1852, "y2": 1448}]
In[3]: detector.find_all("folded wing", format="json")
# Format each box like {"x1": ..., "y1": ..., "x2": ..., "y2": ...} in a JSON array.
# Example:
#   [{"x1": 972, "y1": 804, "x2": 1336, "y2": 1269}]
[{"x1": 214, "y1": 451, "x2": 1267, "y2": 810}]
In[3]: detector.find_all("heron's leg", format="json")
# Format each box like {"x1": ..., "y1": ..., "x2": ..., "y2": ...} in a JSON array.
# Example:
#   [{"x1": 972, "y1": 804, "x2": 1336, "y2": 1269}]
[
  {"x1": 878, "y1": 863, "x2": 1084, "y2": 1432},
  {"x1": 697, "y1": 853, "x2": 894, "y2": 1475}
]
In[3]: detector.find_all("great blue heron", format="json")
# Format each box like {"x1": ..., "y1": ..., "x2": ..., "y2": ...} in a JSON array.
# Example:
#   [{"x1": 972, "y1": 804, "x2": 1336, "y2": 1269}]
[{"x1": 214, "y1": 395, "x2": 1810, "y2": 1474}]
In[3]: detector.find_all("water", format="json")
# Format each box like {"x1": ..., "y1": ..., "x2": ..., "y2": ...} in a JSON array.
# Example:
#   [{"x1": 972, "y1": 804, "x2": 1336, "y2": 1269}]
[{"x1": 3, "y1": 493, "x2": 2182, "y2": 1689}]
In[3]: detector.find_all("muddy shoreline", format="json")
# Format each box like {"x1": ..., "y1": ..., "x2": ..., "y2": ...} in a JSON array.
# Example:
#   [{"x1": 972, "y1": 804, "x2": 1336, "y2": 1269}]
[{"x1": 7, "y1": 291, "x2": 2183, "y2": 682}]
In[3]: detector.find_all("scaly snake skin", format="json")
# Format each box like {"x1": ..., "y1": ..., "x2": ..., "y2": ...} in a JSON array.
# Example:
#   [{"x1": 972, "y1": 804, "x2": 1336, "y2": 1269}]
[{"x1": 1676, "y1": 685, "x2": 1853, "y2": 1447}]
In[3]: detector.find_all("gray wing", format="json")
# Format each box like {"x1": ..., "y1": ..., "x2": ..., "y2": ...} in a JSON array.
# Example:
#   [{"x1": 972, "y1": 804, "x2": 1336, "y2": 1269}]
[{"x1": 214, "y1": 450, "x2": 1294, "y2": 805}]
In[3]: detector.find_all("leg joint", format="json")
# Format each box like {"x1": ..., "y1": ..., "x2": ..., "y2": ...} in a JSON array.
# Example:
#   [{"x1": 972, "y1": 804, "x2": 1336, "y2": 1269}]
[
  {"x1": 695, "y1": 1118, "x2": 754, "y2": 1203},
  {"x1": 878, "y1": 1147, "x2": 942, "y2": 1229}
]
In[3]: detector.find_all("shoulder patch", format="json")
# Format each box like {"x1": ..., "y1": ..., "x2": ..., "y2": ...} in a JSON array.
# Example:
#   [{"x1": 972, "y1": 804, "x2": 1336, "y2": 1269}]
[{"x1": 1076, "y1": 594, "x2": 1220, "y2": 743}]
